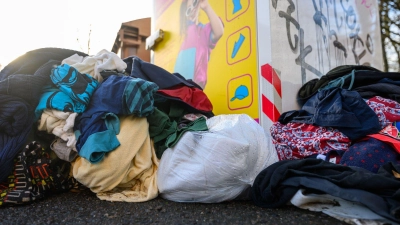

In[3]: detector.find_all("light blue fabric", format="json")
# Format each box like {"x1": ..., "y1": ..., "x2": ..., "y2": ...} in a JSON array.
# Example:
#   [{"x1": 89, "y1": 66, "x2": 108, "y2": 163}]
[
  {"x1": 35, "y1": 64, "x2": 98, "y2": 121},
  {"x1": 78, "y1": 113, "x2": 121, "y2": 163},
  {"x1": 78, "y1": 129, "x2": 121, "y2": 163},
  {"x1": 319, "y1": 70, "x2": 356, "y2": 92},
  {"x1": 51, "y1": 64, "x2": 99, "y2": 105},
  {"x1": 35, "y1": 86, "x2": 86, "y2": 120}
]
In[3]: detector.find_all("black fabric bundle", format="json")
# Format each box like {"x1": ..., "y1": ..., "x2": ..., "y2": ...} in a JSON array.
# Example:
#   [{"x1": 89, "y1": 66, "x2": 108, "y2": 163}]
[
  {"x1": 0, "y1": 48, "x2": 87, "y2": 183},
  {"x1": 251, "y1": 158, "x2": 400, "y2": 223}
]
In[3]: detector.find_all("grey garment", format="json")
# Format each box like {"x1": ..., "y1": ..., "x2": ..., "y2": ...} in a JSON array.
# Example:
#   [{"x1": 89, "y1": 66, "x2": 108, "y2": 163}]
[
  {"x1": 290, "y1": 189, "x2": 393, "y2": 225},
  {"x1": 50, "y1": 138, "x2": 78, "y2": 162},
  {"x1": 282, "y1": 177, "x2": 400, "y2": 224}
]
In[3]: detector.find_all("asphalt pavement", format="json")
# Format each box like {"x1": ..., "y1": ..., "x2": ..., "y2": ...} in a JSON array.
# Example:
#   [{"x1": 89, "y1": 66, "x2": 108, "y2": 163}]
[{"x1": 0, "y1": 188, "x2": 348, "y2": 225}]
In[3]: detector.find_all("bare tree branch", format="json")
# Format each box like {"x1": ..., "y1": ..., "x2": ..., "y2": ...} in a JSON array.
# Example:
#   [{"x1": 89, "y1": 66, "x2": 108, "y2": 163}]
[{"x1": 379, "y1": 0, "x2": 400, "y2": 72}]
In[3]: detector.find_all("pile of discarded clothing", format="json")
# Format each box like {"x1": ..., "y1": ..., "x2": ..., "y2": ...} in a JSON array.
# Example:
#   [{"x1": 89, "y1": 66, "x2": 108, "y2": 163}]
[
  {"x1": 253, "y1": 65, "x2": 400, "y2": 224},
  {"x1": 0, "y1": 47, "x2": 278, "y2": 206},
  {"x1": 1, "y1": 48, "x2": 400, "y2": 224}
]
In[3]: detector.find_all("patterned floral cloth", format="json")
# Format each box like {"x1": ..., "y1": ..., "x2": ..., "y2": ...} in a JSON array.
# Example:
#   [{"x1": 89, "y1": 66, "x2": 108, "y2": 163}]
[
  {"x1": 270, "y1": 122, "x2": 351, "y2": 161},
  {"x1": 366, "y1": 96, "x2": 400, "y2": 129}
]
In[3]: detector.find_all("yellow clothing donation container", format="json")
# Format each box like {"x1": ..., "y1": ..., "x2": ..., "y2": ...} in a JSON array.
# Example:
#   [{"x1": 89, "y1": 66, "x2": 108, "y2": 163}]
[{"x1": 147, "y1": 0, "x2": 383, "y2": 131}]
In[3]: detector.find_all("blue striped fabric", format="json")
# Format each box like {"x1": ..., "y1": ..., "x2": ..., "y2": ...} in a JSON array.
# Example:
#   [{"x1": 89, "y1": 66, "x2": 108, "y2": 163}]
[
  {"x1": 123, "y1": 77, "x2": 158, "y2": 116},
  {"x1": 75, "y1": 73, "x2": 159, "y2": 163}
]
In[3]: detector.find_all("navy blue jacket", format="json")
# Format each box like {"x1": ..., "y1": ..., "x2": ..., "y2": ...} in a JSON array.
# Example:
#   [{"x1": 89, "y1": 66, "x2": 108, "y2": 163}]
[{"x1": 279, "y1": 87, "x2": 381, "y2": 141}]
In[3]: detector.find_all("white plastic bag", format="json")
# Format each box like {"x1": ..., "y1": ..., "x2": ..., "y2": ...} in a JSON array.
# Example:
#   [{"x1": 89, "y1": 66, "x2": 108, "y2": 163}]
[{"x1": 157, "y1": 114, "x2": 279, "y2": 203}]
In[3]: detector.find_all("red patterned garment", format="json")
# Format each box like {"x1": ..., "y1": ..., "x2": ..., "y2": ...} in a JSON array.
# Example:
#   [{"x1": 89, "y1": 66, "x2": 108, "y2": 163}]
[
  {"x1": 270, "y1": 122, "x2": 351, "y2": 161},
  {"x1": 366, "y1": 96, "x2": 400, "y2": 129}
]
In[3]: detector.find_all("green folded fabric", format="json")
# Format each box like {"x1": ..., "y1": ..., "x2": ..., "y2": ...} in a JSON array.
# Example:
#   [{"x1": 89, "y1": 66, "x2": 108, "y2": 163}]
[{"x1": 165, "y1": 116, "x2": 208, "y2": 148}]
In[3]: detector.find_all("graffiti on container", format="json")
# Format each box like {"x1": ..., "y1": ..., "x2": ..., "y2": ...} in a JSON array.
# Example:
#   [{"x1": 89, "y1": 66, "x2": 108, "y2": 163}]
[{"x1": 271, "y1": 0, "x2": 375, "y2": 84}]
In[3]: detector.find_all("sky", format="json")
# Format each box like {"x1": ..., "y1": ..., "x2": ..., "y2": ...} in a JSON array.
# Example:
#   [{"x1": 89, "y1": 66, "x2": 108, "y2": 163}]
[{"x1": 0, "y1": 0, "x2": 153, "y2": 69}]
